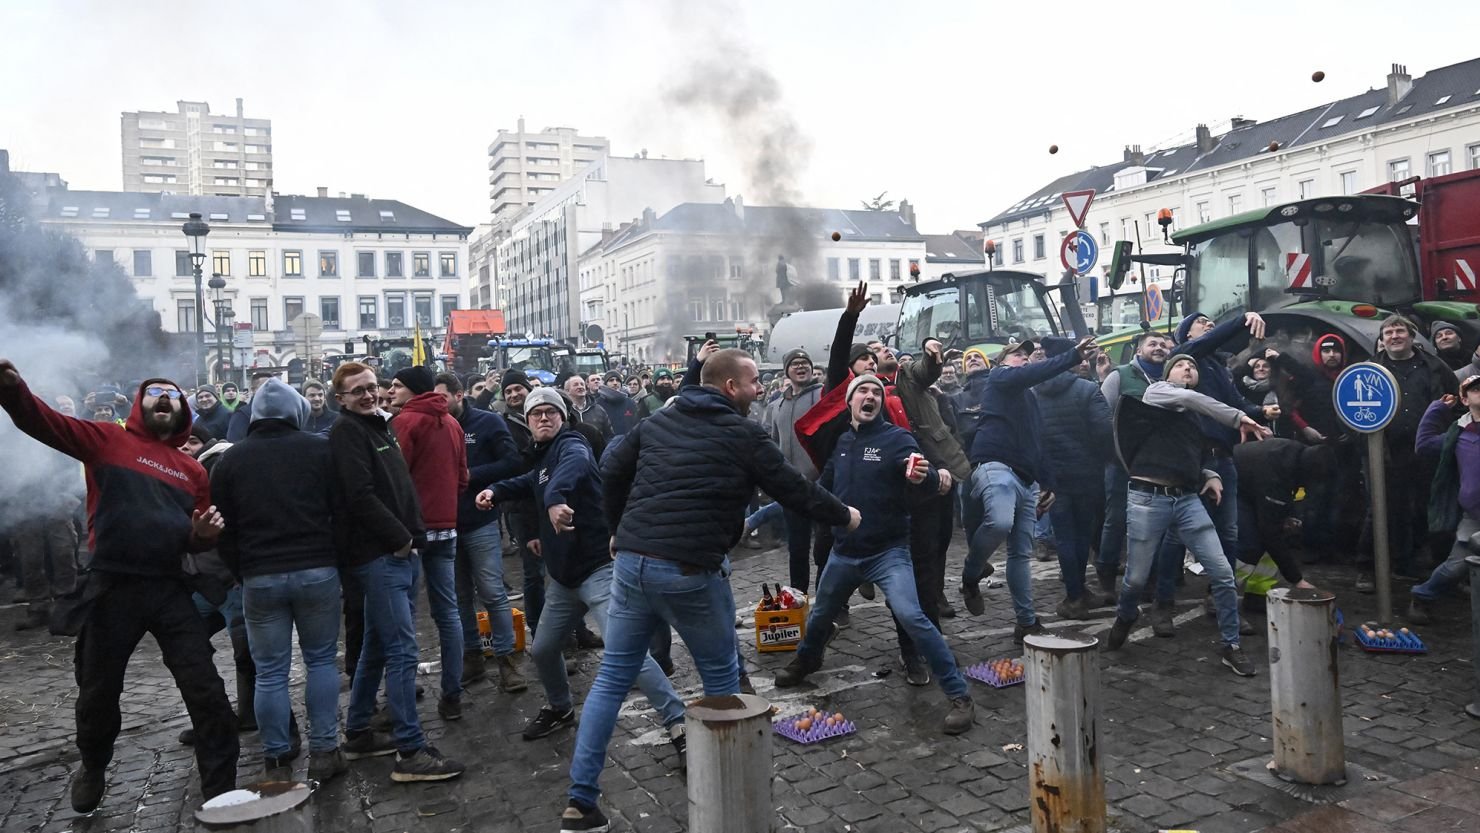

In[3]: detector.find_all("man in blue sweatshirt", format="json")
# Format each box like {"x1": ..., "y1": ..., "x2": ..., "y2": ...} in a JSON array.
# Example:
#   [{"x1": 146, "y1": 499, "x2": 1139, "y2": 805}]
[
  {"x1": 774, "y1": 374, "x2": 974, "y2": 736},
  {"x1": 960, "y1": 335, "x2": 1098, "y2": 642}
]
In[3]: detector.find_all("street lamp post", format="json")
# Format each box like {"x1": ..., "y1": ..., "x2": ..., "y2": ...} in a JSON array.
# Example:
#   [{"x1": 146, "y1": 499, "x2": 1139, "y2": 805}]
[
  {"x1": 208, "y1": 272, "x2": 229, "y2": 385},
  {"x1": 182, "y1": 213, "x2": 211, "y2": 387}
]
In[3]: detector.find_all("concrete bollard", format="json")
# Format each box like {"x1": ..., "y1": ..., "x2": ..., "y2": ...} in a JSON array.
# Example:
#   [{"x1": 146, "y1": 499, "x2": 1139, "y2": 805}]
[
  {"x1": 1266, "y1": 587, "x2": 1346, "y2": 785},
  {"x1": 1023, "y1": 632, "x2": 1105, "y2": 833},
  {"x1": 686, "y1": 693, "x2": 774, "y2": 833},
  {"x1": 1468, "y1": 556, "x2": 1480, "y2": 720},
  {"x1": 194, "y1": 781, "x2": 313, "y2": 832}
]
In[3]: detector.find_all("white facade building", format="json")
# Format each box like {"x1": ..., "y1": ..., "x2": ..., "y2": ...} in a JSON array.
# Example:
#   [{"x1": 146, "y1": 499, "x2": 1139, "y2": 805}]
[
  {"x1": 497, "y1": 155, "x2": 727, "y2": 341},
  {"x1": 980, "y1": 60, "x2": 1480, "y2": 299},
  {"x1": 35, "y1": 186, "x2": 470, "y2": 377},
  {"x1": 576, "y1": 197, "x2": 928, "y2": 364}
]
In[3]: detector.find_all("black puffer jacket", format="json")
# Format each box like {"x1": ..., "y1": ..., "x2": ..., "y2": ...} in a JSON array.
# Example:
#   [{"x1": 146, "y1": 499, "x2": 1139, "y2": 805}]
[
  {"x1": 602, "y1": 385, "x2": 851, "y2": 570},
  {"x1": 1034, "y1": 372, "x2": 1113, "y2": 496}
]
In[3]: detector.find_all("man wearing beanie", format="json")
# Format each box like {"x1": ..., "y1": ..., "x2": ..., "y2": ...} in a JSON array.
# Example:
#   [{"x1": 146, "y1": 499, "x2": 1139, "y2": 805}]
[
  {"x1": 762, "y1": 348, "x2": 826, "y2": 591},
  {"x1": 1105, "y1": 352, "x2": 1269, "y2": 676},
  {"x1": 637, "y1": 368, "x2": 677, "y2": 420},
  {"x1": 388, "y1": 365, "x2": 471, "y2": 720},
  {"x1": 1431, "y1": 320, "x2": 1468, "y2": 370},
  {"x1": 491, "y1": 368, "x2": 531, "y2": 416},
  {"x1": 960, "y1": 334, "x2": 1098, "y2": 644},
  {"x1": 193, "y1": 384, "x2": 231, "y2": 438}
]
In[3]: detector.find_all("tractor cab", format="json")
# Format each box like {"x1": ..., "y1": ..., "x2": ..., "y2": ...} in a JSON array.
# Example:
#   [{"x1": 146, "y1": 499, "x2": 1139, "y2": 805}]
[{"x1": 894, "y1": 269, "x2": 1085, "y2": 356}]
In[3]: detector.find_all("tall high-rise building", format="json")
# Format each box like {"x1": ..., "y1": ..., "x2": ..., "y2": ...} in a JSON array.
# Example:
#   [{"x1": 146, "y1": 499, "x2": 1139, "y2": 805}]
[
  {"x1": 121, "y1": 99, "x2": 273, "y2": 197},
  {"x1": 487, "y1": 119, "x2": 608, "y2": 224}
]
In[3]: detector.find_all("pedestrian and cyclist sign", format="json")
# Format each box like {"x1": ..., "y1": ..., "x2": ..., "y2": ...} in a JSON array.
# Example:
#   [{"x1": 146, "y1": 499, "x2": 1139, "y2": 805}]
[{"x1": 1333, "y1": 362, "x2": 1400, "y2": 434}]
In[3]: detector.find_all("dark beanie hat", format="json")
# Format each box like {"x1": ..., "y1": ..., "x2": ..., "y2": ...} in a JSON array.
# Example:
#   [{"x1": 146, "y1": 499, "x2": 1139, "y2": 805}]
[
  {"x1": 847, "y1": 343, "x2": 873, "y2": 366},
  {"x1": 393, "y1": 366, "x2": 435, "y2": 396},
  {"x1": 502, "y1": 368, "x2": 532, "y2": 392},
  {"x1": 190, "y1": 423, "x2": 214, "y2": 444},
  {"x1": 554, "y1": 370, "x2": 575, "y2": 389}
]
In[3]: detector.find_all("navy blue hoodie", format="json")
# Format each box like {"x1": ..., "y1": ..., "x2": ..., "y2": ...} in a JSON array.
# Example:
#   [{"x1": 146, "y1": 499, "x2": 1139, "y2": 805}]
[
  {"x1": 1171, "y1": 312, "x2": 1263, "y2": 449},
  {"x1": 490, "y1": 427, "x2": 608, "y2": 588},
  {"x1": 455, "y1": 403, "x2": 521, "y2": 531},
  {"x1": 967, "y1": 338, "x2": 1083, "y2": 489},
  {"x1": 821, "y1": 415, "x2": 937, "y2": 556}
]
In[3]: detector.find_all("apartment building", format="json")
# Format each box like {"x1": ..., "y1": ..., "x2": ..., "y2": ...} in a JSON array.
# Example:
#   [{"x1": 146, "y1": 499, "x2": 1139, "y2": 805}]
[{"x1": 121, "y1": 99, "x2": 273, "y2": 197}]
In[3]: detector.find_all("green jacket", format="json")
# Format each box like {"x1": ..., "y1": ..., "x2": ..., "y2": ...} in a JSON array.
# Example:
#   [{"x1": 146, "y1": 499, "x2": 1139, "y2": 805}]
[{"x1": 891, "y1": 350, "x2": 970, "y2": 481}]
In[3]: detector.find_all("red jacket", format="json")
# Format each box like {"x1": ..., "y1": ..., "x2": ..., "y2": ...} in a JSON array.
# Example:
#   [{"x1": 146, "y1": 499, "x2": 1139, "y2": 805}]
[
  {"x1": 0, "y1": 378, "x2": 209, "y2": 577},
  {"x1": 394, "y1": 392, "x2": 469, "y2": 530}
]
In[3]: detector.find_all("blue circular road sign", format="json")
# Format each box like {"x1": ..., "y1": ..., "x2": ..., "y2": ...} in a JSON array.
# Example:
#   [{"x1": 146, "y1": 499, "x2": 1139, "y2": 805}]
[
  {"x1": 1060, "y1": 230, "x2": 1099, "y2": 276},
  {"x1": 1332, "y1": 362, "x2": 1401, "y2": 433}
]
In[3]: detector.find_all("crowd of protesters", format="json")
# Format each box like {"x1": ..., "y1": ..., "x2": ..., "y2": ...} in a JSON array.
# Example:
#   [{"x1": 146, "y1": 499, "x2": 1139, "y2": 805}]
[{"x1": 2, "y1": 282, "x2": 1477, "y2": 831}]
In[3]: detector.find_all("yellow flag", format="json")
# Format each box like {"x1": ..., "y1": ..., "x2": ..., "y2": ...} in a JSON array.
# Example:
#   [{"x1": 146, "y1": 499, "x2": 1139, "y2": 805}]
[{"x1": 412, "y1": 318, "x2": 427, "y2": 366}]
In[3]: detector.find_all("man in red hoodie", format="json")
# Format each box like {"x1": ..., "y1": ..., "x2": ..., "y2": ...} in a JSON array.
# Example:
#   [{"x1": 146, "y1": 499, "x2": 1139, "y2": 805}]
[
  {"x1": 388, "y1": 366, "x2": 470, "y2": 717},
  {"x1": 1288, "y1": 334, "x2": 1359, "y2": 563},
  {"x1": 0, "y1": 359, "x2": 236, "y2": 814}
]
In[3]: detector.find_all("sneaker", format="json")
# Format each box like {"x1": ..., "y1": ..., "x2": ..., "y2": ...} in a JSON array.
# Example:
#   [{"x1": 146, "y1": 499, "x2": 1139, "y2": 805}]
[
  {"x1": 859, "y1": 581, "x2": 876, "y2": 600},
  {"x1": 342, "y1": 730, "x2": 396, "y2": 760},
  {"x1": 773, "y1": 656, "x2": 817, "y2": 688},
  {"x1": 900, "y1": 653, "x2": 931, "y2": 686},
  {"x1": 943, "y1": 696, "x2": 975, "y2": 735},
  {"x1": 390, "y1": 745, "x2": 465, "y2": 782},
  {"x1": 307, "y1": 748, "x2": 348, "y2": 783},
  {"x1": 1106, "y1": 617, "x2": 1132, "y2": 650},
  {"x1": 960, "y1": 581, "x2": 985, "y2": 616},
  {"x1": 1149, "y1": 603, "x2": 1175, "y2": 638},
  {"x1": 1012, "y1": 620, "x2": 1046, "y2": 645},
  {"x1": 1407, "y1": 598, "x2": 1433, "y2": 625},
  {"x1": 1220, "y1": 644, "x2": 1257, "y2": 677},
  {"x1": 668, "y1": 723, "x2": 688, "y2": 773},
  {"x1": 497, "y1": 654, "x2": 529, "y2": 693},
  {"x1": 1355, "y1": 573, "x2": 1376, "y2": 594},
  {"x1": 1055, "y1": 596, "x2": 1092, "y2": 621},
  {"x1": 523, "y1": 706, "x2": 576, "y2": 740},
  {"x1": 560, "y1": 800, "x2": 611, "y2": 832},
  {"x1": 461, "y1": 650, "x2": 487, "y2": 685},
  {"x1": 70, "y1": 766, "x2": 106, "y2": 813},
  {"x1": 832, "y1": 606, "x2": 851, "y2": 628},
  {"x1": 437, "y1": 696, "x2": 462, "y2": 721},
  {"x1": 506, "y1": 588, "x2": 524, "y2": 602}
]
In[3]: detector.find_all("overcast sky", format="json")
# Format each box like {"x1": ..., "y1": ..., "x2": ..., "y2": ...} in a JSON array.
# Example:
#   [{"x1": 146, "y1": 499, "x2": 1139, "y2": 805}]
[{"x1": 3, "y1": 0, "x2": 1476, "y2": 233}]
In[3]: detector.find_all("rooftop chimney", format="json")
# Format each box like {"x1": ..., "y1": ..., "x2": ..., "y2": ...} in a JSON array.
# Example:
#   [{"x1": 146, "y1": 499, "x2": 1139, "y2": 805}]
[
  {"x1": 733, "y1": 195, "x2": 745, "y2": 223},
  {"x1": 641, "y1": 206, "x2": 656, "y2": 225},
  {"x1": 1122, "y1": 144, "x2": 1146, "y2": 165},
  {"x1": 316, "y1": 186, "x2": 328, "y2": 198},
  {"x1": 236, "y1": 97, "x2": 244, "y2": 118},
  {"x1": 0, "y1": 149, "x2": 8, "y2": 175},
  {"x1": 1230, "y1": 116, "x2": 1256, "y2": 129},
  {"x1": 1194, "y1": 124, "x2": 1216, "y2": 155},
  {"x1": 898, "y1": 199, "x2": 916, "y2": 228},
  {"x1": 1387, "y1": 63, "x2": 1413, "y2": 106}
]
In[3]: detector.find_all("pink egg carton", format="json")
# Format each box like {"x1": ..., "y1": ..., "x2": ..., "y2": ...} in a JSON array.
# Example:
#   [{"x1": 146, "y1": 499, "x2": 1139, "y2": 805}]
[
  {"x1": 773, "y1": 710, "x2": 857, "y2": 744},
  {"x1": 965, "y1": 659, "x2": 1025, "y2": 688}
]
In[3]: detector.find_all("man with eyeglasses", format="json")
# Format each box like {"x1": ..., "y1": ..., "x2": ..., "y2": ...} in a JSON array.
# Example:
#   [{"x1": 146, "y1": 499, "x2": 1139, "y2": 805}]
[
  {"x1": 328, "y1": 362, "x2": 465, "y2": 782},
  {"x1": 0, "y1": 360, "x2": 237, "y2": 813}
]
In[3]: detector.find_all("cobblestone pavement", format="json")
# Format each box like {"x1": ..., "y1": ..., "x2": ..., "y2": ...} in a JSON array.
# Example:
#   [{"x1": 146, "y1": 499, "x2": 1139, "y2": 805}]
[{"x1": 2, "y1": 537, "x2": 1479, "y2": 833}]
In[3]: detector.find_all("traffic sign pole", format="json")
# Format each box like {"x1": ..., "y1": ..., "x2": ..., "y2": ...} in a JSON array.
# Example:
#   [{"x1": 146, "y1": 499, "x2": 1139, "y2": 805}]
[
  {"x1": 1331, "y1": 362, "x2": 1402, "y2": 626},
  {"x1": 1369, "y1": 431, "x2": 1392, "y2": 625}
]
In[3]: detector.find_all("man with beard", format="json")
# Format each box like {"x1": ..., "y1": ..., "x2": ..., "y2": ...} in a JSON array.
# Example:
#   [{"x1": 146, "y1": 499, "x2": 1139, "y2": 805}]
[
  {"x1": 301, "y1": 380, "x2": 338, "y2": 436},
  {"x1": 192, "y1": 385, "x2": 232, "y2": 439},
  {"x1": 0, "y1": 360, "x2": 237, "y2": 812},
  {"x1": 637, "y1": 368, "x2": 676, "y2": 419},
  {"x1": 562, "y1": 374, "x2": 612, "y2": 439},
  {"x1": 1097, "y1": 331, "x2": 1169, "y2": 605},
  {"x1": 763, "y1": 349, "x2": 825, "y2": 591},
  {"x1": 558, "y1": 349, "x2": 858, "y2": 832},
  {"x1": 1432, "y1": 321, "x2": 1469, "y2": 371}
]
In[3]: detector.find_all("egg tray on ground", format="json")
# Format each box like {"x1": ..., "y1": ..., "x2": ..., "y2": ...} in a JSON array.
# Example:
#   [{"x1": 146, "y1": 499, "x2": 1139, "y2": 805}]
[
  {"x1": 1353, "y1": 628, "x2": 1427, "y2": 654},
  {"x1": 965, "y1": 660, "x2": 1025, "y2": 688},
  {"x1": 773, "y1": 711, "x2": 857, "y2": 744}
]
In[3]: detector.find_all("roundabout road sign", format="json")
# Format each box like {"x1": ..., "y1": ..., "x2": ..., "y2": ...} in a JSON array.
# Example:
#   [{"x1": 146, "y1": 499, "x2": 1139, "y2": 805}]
[{"x1": 1060, "y1": 230, "x2": 1099, "y2": 277}]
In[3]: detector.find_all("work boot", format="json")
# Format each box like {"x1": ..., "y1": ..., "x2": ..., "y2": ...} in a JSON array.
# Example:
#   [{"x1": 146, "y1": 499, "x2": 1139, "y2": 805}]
[
  {"x1": 70, "y1": 766, "x2": 106, "y2": 813},
  {"x1": 773, "y1": 655, "x2": 819, "y2": 688},
  {"x1": 462, "y1": 650, "x2": 487, "y2": 685},
  {"x1": 437, "y1": 696, "x2": 463, "y2": 721},
  {"x1": 263, "y1": 754, "x2": 293, "y2": 782},
  {"x1": 1106, "y1": 616, "x2": 1132, "y2": 650},
  {"x1": 1095, "y1": 571, "x2": 1119, "y2": 607},
  {"x1": 960, "y1": 581, "x2": 985, "y2": 616},
  {"x1": 937, "y1": 590, "x2": 956, "y2": 619},
  {"x1": 1012, "y1": 620, "x2": 1046, "y2": 645},
  {"x1": 1406, "y1": 597, "x2": 1433, "y2": 625},
  {"x1": 1149, "y1": 602, "x2": 1176, "y2": 638},
  {"x1": 943, "y1": 697, "x2": 975, "y2": 735},
  {"x1": 1055, "y1": 596, "x2": 1092, "y2": 621},
  {"x1": 496, "y1": 654, "x2": 528, "y2": 693},
  {"x1": 307, "y1": 748, "x2": 348, "y2": 783}
]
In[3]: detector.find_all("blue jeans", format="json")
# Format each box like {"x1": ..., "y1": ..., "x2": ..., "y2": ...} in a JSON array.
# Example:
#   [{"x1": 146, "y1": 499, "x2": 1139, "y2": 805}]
[
  {"x1": 420, "y1": 537, "x2": 463, "y2": 701},
  {"x1": 521, "y1": 541, "x2": 547, "y2": 633},
  {"x1": 243, "y1": 566, "x2": 342, "y2": 756},
  {"x1": 1117, "y1": 489, "x2": 1240, "y2": 645},
  {"x1": 1207, "y1": 455, "x2": 1239, "y2": 570},
  {"x1": 1096, "y1": 463, "x2": 1128, "y2": 576},
  {"x1": 455, "y1": 523, "x2": 515, "y2": 657},
  {"x1": 964, "y1": 462, "x2": 1039, "y2": 625},
  {"x1": 346, "y1": 553, "x2": 425, "y2": 753},
  {"x1": 533, "y1": 564, "x2": 685, "y2": 726},
  {"x1": 569, "y1": 552, "x2": 740, "y2": 807},
  {"x1": 1413, "y1": 514, "x2": 1480, "y2": 602},
  {"x1": 800, "y1": 546, "x2": 967, "y2": 699},
  {"x1": 1050, "y1": 490, "x2": 1099, "y2": 601},
  {"x1": 1153, "y1": 530, "x2": 1185, "y2": 604}
]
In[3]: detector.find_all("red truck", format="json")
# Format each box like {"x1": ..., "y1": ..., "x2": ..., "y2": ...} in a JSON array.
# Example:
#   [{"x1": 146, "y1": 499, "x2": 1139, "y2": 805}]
[{"x1": 1365, "y1": 168, "x2": 1480, "y2": 305}]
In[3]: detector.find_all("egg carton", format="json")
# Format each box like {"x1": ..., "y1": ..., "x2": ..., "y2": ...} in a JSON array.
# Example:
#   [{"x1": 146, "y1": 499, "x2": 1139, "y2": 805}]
[
  {"x1": 1354, "y1": 628, "x2": 1427, "y2": 654},
  {"x1": 773, "y1": 711, "x2": 857, "y2": 744},
  {"x1": 965, "y1": 659, "x2": 1025, "y2": 688}
]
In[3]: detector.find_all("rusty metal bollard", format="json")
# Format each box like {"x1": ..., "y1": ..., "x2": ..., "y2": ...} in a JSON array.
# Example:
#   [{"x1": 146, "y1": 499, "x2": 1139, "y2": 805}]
[
  {"x1": 686, "y1": 693, "x2": 774, "y2": 833},
  {"x1": 1267, "y1": 587, "x2": 1346, "y2": 785},
  {"x1": 1468, "y1": 556, "x2": 1480, "y2": 720},
  {"x1": 1024, "y1": 632, "x2": 1105, "y2": 833}
]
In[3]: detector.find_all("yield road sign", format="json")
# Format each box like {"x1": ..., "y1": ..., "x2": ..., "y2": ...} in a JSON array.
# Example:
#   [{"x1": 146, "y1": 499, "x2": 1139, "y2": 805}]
[
  {"x1": 1333, "y1": 362, "x2": 1400, "y2": 434},
  {"x1": 1061, "y1": 189, "x2": 1096, "y2": 228},
  {"x1": 1060, "y1": 230, "x2": 1099, "y2": 276}
]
